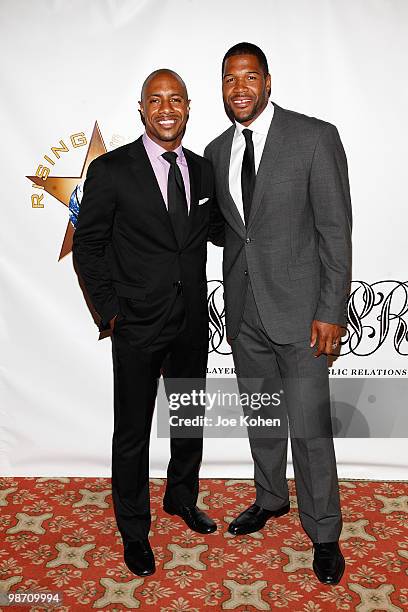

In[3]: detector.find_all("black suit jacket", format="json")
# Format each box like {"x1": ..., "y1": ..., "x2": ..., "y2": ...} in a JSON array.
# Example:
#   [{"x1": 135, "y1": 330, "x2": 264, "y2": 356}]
[{"x1": 72, "y1": 136, "x2": 223, "y2": 346}]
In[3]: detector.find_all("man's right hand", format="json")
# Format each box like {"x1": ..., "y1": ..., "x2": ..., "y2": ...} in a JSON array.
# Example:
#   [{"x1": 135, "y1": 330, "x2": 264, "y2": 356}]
[{"x1": 109, "y1": 315, "x2": 117, "y2": 331}]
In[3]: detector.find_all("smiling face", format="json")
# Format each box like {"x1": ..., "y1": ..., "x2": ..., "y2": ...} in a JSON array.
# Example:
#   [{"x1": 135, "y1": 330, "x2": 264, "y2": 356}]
[
  {"x1": 222, "y1": 54, "x2": 271, "y2": 126},
  {"x1": 139, "y1": 70, "x2": 190, "y2": 150}
]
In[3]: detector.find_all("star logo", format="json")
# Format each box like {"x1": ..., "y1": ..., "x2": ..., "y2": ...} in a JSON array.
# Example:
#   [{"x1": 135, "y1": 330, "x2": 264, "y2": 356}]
[{"x1": 26, "y1": 122, "x2": 107, "y2": 260}]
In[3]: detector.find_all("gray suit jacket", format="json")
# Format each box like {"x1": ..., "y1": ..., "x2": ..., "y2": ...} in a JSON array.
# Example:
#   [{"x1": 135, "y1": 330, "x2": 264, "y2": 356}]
[{"x1": 204, "y1": 102, "x2": 352, "y2": 343}]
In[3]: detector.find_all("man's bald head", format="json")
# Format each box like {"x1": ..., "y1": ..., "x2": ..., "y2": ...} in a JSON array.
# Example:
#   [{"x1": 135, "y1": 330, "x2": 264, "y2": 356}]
[
  {"x1": 140, "y1": 69, "x2": 188, "y2": 101},
  {"x1": 138, "y1": 68, "x2": 190, "y2": 151}
]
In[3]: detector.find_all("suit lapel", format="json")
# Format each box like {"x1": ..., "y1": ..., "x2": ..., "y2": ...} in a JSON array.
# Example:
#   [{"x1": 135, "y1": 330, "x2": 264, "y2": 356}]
[
  {"x1": 219, "y1": 126, "x2": 246, "y2": 236},
  {"x1": 247, "y1": 103, "x2": 288, "y2": 230},
  {"x1": 128, "y1": 137, "x2": 178, "y2": 245},
  {"x1": 183, "y1": 147, "x2": 199, "y2": 219},
  {"x1": 128, "y1": 138, "x2": 205, "y2": 249}
]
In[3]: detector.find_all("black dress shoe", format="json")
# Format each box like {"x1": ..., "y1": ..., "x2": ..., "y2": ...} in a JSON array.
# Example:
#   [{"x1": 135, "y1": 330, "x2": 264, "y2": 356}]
[
  {"x1": 313, "y1": 541, "x2": 345, "y2": 585},
  {"x1": 124, "y1": 539, "x2": 155, "y2": 576},
  {"x1": 228, "y1": 502, "x2": 290, "y2": 535},
  {"x1": 163, "y1": 503, "x2": 217, "y2": 534}
]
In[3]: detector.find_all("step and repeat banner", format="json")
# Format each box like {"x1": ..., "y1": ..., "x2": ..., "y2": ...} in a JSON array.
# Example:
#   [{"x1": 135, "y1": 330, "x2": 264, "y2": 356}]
[{"x1": 1, "y1": 0, "x2": 407, "y2": 478}]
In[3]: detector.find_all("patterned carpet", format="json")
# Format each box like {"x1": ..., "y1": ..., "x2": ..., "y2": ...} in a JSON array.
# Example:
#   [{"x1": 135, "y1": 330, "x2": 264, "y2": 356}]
[{"x1": 0, "y1": 477, "x2": 407, "y2": 611}]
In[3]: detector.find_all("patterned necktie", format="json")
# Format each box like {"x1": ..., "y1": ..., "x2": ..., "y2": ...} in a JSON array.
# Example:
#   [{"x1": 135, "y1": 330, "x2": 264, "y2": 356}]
[
  {"x1": 241, "y1": 128, "x2": 256, "y2": 226},
  {"x1": 162, "y1": 151, "x2": 188, "y2": 245}
]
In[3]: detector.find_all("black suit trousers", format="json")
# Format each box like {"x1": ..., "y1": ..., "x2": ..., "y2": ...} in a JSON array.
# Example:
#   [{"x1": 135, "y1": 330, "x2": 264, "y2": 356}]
[{"x1": 110, "y1": 294, "x2": 208, "y2": 542}]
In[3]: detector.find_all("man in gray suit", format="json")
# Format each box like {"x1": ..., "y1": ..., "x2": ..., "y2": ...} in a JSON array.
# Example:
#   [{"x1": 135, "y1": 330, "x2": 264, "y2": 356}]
[{"x1": 205, "y1": 42, "x2": 352, "y2": 585}]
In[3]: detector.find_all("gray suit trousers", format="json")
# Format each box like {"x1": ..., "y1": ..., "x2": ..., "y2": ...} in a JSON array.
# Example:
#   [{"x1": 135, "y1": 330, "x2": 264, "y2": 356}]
[{"x1": 232, "y1": 282, "x2": 342, "y2": 543}]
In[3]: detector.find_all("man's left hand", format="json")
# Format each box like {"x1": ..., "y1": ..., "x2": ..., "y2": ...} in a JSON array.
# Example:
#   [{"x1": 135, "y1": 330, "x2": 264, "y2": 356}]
[{"x1": 310, "y1": 320, "x2": 342, "y2": 357}]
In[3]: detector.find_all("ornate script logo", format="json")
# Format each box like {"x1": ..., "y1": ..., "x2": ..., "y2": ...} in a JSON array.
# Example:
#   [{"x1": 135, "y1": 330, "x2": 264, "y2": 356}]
[
  {"x1": 208, "y1": 280, "x2": 231, "y2": 355},
  {"x1": 342, "y1": 280, "x2": 408, "y2": 356},
  {"x1": 208, "y1": 280, "x2": 408, "y2": 357}
]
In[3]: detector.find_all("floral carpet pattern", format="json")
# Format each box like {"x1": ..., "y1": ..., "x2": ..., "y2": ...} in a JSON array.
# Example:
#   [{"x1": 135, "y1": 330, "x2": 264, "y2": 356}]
[{"x1": 0, "y1": 477, "x2": 407, "y2": 611}]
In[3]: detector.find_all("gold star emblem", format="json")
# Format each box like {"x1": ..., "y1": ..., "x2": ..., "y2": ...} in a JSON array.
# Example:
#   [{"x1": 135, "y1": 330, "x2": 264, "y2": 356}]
[{"x1": 26, "y1": 122, "x2": 107, "y2": 260}]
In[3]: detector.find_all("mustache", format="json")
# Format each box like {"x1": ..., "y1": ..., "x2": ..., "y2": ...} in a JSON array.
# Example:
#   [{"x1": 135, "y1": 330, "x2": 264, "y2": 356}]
[{"x1": 155, "y1": 115, "x2": 180, "y2": 121}]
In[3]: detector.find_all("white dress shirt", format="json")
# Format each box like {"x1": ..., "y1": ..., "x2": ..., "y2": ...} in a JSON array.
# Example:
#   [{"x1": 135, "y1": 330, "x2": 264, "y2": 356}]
[{"x1": 229, "y1": 101, "x2": 275, "y2": 221}]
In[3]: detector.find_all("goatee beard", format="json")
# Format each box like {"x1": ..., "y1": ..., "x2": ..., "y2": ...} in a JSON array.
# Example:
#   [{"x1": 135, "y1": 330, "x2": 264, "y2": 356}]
[{"x1": 223, "y1": 101, "x2": 259, "y2": 125}]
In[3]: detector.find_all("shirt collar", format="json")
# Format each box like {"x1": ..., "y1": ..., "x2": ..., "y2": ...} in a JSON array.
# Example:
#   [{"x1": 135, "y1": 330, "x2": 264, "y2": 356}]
[
  {"x1": 234, "y1": 101, "x2": 274, "y2": 137},
  {"x1": 142, "y1": 132, "x2": 186, "y2": 164}
]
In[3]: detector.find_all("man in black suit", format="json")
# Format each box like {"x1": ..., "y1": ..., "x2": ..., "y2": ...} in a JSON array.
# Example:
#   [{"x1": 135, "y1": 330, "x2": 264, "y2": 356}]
[{"x1": 73, "y1": 69, "x2": 222, "y2": 577}]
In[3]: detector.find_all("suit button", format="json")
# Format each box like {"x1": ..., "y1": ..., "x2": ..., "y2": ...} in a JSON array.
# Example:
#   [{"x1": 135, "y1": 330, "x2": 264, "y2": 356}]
[
  {"x1": 244, "y1": 270, "x2": 248, "y2": 276},
  {"x1": 173, "y1": 280, "x2": 183, "y2": 295},
  {"x1": 246, "y1": 237, "x2": 251, "y2": 243}
]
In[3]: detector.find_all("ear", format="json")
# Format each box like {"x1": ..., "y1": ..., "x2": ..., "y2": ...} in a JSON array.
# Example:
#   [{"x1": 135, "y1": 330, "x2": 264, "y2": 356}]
[
  {"x1": 266, "y1": 73, "x2": 272, "y2": 97},
  {"x1": 138, "y1": 100, "x2": 144, "y2": 115}
]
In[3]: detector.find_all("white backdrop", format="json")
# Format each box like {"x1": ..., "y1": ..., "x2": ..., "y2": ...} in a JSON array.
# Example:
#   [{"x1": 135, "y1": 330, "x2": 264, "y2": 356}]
[{"x1": 1, "y1": 0, "x2": 407, "y2": 479}]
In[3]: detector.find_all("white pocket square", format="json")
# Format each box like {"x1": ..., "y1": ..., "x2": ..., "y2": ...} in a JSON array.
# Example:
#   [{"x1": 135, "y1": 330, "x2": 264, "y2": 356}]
[{"x1": 198, "y1": 197, "x2": 209, "y2": 205}]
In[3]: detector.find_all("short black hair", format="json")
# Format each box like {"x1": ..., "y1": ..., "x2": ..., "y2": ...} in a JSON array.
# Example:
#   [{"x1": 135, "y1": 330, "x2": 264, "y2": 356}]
[{"x1": 222, "y1": 42, "x2": 269, "y2": 77}]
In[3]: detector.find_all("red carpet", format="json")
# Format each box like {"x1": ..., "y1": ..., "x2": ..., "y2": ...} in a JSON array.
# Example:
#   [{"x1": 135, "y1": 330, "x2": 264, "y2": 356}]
[{"x1": 0, "y1": 477, "x2": 407, "y2": 610}]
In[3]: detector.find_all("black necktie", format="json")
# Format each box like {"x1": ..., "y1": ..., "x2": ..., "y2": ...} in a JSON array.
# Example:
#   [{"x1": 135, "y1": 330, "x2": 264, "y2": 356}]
[
  {"x1": 162, "y1": 151, "x2": 188, "y2": 245},
  {"x1": 241, "y1": 128, "x2": 256, "y2": 226}
]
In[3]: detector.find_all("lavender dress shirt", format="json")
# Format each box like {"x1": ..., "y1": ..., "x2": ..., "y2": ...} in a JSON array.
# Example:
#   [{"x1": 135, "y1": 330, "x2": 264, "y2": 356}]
[{"x1": 142, "y1": 132, "x2": 191, "y2": 211}]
